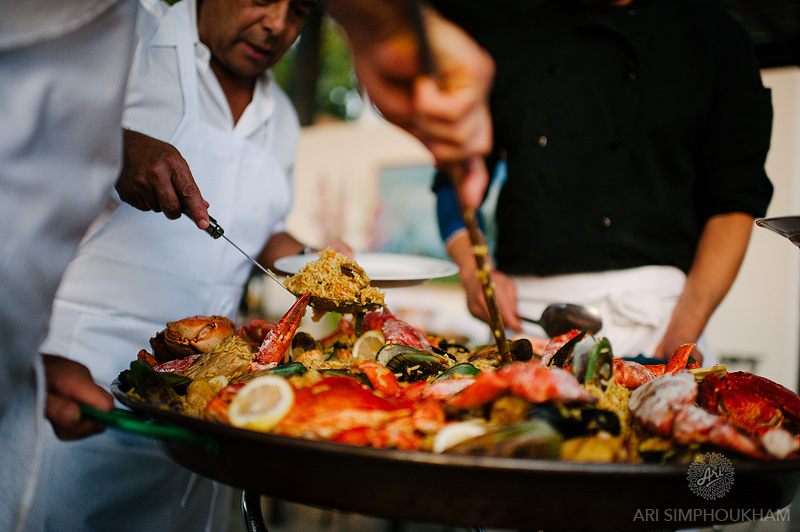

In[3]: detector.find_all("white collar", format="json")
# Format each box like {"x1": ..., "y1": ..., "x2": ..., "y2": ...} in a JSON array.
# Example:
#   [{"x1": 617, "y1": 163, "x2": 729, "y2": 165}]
[{"x1": 150, "y1": 0, "x2": 277, "y2": 134}]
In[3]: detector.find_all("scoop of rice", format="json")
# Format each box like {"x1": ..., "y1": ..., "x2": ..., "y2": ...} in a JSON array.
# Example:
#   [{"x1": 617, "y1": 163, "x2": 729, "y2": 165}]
[{"x1": 284, "y1": 248, "x2": 385, "y2": 311}]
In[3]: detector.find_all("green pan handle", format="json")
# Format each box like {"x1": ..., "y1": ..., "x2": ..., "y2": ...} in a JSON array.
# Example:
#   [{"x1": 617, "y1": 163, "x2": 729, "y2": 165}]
[{"x1": 79, "y1": 404, "x2": 220, "y2": 455}]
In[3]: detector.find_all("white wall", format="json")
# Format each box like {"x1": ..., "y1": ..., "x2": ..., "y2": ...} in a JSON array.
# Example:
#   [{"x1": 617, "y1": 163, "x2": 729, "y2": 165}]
[
  {"x1": 285, "y1": 116, "x2": 433, "y2": 252},
  {"x1": 705, "y1": 66, "x2": 800, "y2": 389}
]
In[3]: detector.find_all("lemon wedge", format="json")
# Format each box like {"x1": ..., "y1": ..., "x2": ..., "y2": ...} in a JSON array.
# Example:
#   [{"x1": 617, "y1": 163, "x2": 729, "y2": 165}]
[
  {"x1": 352, "y1": 330, "x2": 385, "y2": 362},
  {"x1": 228, "y1": 375, "x2": 294, "y2": 432}
]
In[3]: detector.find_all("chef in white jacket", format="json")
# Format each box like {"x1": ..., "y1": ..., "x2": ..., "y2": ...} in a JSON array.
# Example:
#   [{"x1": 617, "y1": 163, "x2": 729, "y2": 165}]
[
  {"x1": 34, "y1": 0, "x2": 322, "y2": 530},
  {"x1": 0, "y1": 1, "x2": 138, "y2": 531}
]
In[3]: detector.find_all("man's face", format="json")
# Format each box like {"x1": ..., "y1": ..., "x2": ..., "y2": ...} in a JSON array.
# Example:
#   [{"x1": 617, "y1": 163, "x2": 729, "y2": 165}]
[{"x1": 198, "y1": 0, "x2": 316, "y2": 79}]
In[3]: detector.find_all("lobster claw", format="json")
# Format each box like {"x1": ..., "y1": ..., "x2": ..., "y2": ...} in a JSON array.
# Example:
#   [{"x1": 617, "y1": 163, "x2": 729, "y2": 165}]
[{"x1": 255, "y1": 293, "x2": 311, "y2": 366}]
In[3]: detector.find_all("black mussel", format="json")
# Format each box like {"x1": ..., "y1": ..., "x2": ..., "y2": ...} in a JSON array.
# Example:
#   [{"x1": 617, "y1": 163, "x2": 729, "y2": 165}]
[
  {"x1": 569, "y1": 335, "x2": 613, "y2": 386},
  {"x1": 468, "y1": 338, "x2": 535, "y2": 366},
  {"x1": 442, "y1": 419, "x2": 563, "y2": 459},
  {"x1": 468, "y1": 344, "x2": 499, "y2": 365},
  {"x1": 529, "y1": 403, "x2": 583, "y2": 438},
  {"x1": 269, "y1": 361, "x2": 308, "y2": 377},
  {"x1": 118, "y1": 369, "x2": 135, "y2": 391},
  {"x1": 376, "y1": 343, "x2": 429, "y2": 365},
  {"x1": 433, "y1": 362, "x2": 481, "y2": 382},
  {"x1": 548, "y1": 330, "x2": 586, "y2": 368},
  {"x1": 508, "y1": 338, "x2": 534, "y2": 362},
  {"x1": 379, "y1": 345, "x2": 450, "y2": 382},
  {"x1": 354, "y1": 312, "x2": 365, "y2": 337},
  {"x1": 386, "y1": 352, "x2": 451, "y2": 382},
  {"x1": 320, "y1": 368, "x2": 372, "y2": 388},
  {"x1": 126, "y1": 360, "x2": 184, "y2": 410},
  {"x1": 569, "y1": 334, "x2": 605, "y2": 382},
  {"x1": 119, "y1": 361, "x2": 191, "y2": 396},
  {"x1": 157, "y1": 372, "x2": 193, "y2": 395},
  {"x1": 582, "y1": 337, "x2": 613, "y2": 386},
  {"x1": 433, "y1": 340, "x2": 471, "y2": 360},
  {"x1": 318, "y1": 368, "x2": 351, "y2": 377},
  {"x1": 581, "y1": 407, "x2": 621, "y2": 436},
  {"x1": 529, "y1": 403, "x2": 621, "y2": 438},
  {"x1": 291, "y1": 331, "x2": 322, "y2": 356}
]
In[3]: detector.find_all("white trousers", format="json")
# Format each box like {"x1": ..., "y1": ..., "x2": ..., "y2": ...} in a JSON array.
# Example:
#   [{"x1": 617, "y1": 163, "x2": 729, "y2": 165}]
[
  {"x1": 514, "y1": 265, "x2": 714, "y2": 364},
  {"x1": 32, "y1": 427, "x2": 232, "y2": 532}
]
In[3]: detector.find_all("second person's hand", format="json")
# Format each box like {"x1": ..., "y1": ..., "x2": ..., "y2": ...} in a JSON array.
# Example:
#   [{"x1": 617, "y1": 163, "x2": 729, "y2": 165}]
[
  {"x1": 327, "y1": 2, "x2": 495, "y2": 209},
  {"x1": 117, "y1": 129, "x2": 210, "y2": 229},
  {"x1": 462, "y1": 268, "x2": 523, "y2": 335},
  {"x1": 42, "y1": 354, "x2": 113, "y2": 441}
]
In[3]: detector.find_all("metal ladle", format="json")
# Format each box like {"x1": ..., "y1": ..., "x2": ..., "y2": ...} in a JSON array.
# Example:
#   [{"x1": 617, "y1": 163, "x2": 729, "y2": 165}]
[
  {"x1": 755, "y1": 216, "x2": 800, "y2": 248},
  {"x1": 520, "y1": 303, "x2": 603, "y2": 338}
]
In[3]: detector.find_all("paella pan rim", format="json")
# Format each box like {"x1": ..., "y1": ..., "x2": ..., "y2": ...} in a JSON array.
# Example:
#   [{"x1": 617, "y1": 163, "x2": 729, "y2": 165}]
[
  {"x1": 112, "y1": 381, "x2": 800, "y2": 530},
  {"x1": 111, "y1": 380, "x2": 800, "y2": 476}
]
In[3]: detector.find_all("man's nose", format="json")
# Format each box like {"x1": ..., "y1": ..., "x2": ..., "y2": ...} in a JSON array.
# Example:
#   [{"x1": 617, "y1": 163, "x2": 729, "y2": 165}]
[{"x1": 260, "y1": 0, "x2": 290, "y2": 35}]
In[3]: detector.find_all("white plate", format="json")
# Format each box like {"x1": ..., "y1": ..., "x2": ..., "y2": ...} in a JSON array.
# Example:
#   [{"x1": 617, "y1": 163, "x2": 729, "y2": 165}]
[{"x1": 274, "y1": 252, "x2": 459, "y2": 288}]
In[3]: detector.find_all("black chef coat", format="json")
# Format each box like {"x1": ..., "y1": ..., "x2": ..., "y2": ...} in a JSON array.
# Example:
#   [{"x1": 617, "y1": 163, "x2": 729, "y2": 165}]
[{"x1": 431, "y1": 0, "x2": 773, "y2": 275}]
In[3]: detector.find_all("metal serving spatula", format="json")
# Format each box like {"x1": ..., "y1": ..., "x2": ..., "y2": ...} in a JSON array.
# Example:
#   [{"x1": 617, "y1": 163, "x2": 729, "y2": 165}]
[{"x1": 755, "y1": 216, "x2": 800, "y2": 248}]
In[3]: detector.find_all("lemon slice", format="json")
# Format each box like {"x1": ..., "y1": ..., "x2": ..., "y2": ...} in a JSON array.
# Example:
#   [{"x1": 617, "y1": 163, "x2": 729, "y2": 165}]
[
  {"x1": 228, "y1": 375, "x2": 294, "y2": 432},
  {"x1": 352, "y1": 330, "x2": 385, "y2": 362}
]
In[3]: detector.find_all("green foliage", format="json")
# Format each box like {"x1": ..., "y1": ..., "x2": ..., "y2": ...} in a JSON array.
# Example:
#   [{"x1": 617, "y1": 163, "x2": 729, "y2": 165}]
[{"x1": 273, "y1": 16, "x2": 361, "y2": 121}]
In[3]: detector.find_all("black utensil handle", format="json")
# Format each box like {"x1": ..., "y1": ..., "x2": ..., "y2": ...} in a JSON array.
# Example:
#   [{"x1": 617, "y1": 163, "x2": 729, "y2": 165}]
[
  {"x1": 241, "y1": 490, "x2": 270, "y2": 532},
  {"x1": 181, "y1": 206, "x2": 223, "y2": 239},
  {"x1": 519, "y1": 316, "x2": 542, "y2": 326}
]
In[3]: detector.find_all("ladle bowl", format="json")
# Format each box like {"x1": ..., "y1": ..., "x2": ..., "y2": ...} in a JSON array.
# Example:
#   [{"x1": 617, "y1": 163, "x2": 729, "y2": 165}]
[
  {"x1": 520, "y1": 302, "x2": 603, "y2": 338},
  {"x1": 755, "y1": 216, "x2": 800, "y2": 248}
]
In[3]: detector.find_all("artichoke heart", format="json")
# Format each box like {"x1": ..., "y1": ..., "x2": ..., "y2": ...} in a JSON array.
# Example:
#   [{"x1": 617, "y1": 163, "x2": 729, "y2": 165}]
[{"x1": 179, "y1": 334, "x2": 254, "y2": 381}]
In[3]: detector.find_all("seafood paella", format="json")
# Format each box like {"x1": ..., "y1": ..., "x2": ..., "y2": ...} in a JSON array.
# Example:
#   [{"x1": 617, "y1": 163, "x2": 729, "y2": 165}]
[{"x1": 123, "y1": 287, "x2": 800, "y2": 464}]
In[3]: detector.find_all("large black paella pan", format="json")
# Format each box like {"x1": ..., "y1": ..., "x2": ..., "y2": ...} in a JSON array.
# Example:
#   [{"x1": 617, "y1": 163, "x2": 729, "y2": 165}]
[{"x1": 110, "y1": 381, "x2": 800, "y2": 532}]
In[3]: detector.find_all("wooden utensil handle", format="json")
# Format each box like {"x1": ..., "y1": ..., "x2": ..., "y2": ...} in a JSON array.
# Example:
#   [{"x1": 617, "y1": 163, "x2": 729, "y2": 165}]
[
  {"x1": 447, "y1": 163, "x2": 510, "y2": 362},
  {"x1": 405, "y1": 0, "x2": 509, "y2": 361}
]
